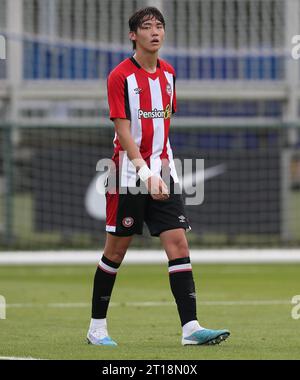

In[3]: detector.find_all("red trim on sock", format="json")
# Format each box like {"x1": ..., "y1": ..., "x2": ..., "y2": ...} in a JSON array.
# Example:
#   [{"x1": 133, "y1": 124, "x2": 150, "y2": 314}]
[{"x1": 169, "y1": 269, "x2": 193, "y2": 274}]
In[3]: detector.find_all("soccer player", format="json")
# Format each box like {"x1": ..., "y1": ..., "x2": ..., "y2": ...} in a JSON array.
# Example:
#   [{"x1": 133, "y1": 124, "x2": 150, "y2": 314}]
[{"x1": 87, "y1": 7, "x2": 230, "y2": 346}]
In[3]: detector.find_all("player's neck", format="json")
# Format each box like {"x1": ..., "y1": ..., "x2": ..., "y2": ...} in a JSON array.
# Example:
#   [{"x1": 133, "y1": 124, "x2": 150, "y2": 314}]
[{"x1": 133, "y1": 51, "x2": 159, "y2": 74}]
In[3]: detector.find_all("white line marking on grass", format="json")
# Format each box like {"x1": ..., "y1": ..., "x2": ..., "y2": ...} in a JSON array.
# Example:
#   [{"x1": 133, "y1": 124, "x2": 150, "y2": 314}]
[
  {"x1": 1, "y1": 249, "x2": 300, "y2": 265},
  {"x1": 6, "y1": 300, "x2": 291, "y2": 308},
  {"x1": 0, "y1": 356, "x2": 43, "y2": 360}
]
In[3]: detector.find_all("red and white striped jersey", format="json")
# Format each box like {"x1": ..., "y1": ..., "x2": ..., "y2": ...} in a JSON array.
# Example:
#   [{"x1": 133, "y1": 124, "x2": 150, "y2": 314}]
[{"x1": 107, "y1": 56, "x2": 179, "y2": 186}]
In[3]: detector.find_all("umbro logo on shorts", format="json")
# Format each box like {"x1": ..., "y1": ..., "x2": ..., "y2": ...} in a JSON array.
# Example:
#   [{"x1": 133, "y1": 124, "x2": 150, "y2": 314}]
[
  {"x1": 122, "y1": 217, "x2": 134, "y2": 228},
  {"x1": 178, "y1": 215, "x2": 186, "y2": 223}
]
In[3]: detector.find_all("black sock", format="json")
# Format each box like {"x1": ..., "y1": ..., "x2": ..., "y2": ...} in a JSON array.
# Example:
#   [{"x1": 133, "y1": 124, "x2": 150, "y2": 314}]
[
  {"x1": 168, "y1": 257, "x2": 197, "y2": 326},
  {"x1": 91, "y1": 255, "x2": 120, "y2": 319}
]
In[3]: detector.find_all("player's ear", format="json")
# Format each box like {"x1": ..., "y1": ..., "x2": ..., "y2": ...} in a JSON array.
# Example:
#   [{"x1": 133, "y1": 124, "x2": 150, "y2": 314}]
[{"x1": 129, "y1": 31, "x2": 136, "y2": 42}]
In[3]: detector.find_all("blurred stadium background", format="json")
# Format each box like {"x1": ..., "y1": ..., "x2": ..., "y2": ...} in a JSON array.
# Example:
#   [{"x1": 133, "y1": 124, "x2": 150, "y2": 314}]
[{"x1": 0, "y1": 0, "x2": 300, "y2": 252}]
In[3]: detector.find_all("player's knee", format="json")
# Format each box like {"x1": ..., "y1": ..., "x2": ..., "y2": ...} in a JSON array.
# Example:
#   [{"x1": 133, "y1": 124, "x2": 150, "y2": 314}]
[
  {"x1": 177, "y1": 242, "x2": 189, "y2": 258},
  {"x1": 168, "y1": 238, "x2": 189, "y2": 259},
  {"x1": 105, "y1": 248, "x2": 127, "y2": 264}
]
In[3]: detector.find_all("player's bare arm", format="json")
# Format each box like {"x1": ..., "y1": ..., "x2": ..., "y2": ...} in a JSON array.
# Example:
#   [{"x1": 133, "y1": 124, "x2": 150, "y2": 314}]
[{"x1": 114, "y1": 117, "x2": 169, "y2": 200}]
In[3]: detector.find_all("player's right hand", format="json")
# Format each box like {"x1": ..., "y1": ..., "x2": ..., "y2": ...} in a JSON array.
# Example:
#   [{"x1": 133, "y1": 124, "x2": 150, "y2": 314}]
[{"x1": 146, "y1": 175, "x2": 169, "y2": 201}]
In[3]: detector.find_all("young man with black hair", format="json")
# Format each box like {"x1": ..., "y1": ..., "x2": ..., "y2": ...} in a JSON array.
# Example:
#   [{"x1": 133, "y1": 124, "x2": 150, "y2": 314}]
[{"x1": 87, "y1": 7, "x2": 230, "y2": 346}]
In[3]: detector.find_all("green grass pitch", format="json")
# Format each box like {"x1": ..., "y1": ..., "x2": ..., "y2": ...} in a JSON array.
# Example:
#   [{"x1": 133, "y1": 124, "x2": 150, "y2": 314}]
[{"x1": 0, "y1": 263, "x2": 300, "y2": 360}]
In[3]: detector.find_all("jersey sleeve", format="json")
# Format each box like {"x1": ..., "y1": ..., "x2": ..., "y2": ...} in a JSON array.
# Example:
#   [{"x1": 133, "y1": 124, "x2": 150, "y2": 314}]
[
  {"x1": 172, "y1": 74, "x2": 177, "y2": 114},
  {"x1": 107, "y1": 71, "x2": 131, "y2": 120}
]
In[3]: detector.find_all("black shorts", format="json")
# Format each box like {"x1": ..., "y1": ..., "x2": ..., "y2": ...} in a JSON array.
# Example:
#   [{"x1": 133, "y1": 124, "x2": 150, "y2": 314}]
[{"x1": 105, "y1": 178, "x2": 191, "y2": 237}]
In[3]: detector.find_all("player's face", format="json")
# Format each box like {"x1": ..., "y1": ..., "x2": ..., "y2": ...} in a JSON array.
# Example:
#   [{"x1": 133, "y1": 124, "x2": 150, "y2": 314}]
[{"x1": 131, "y1": 17, "x2": 165, "y2": 53}]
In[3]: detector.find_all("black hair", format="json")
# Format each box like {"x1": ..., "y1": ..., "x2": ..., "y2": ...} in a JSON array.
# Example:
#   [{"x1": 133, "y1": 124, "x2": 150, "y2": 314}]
[{"x1": 128, "y1": 7, "x2": 165, "y2": 50}]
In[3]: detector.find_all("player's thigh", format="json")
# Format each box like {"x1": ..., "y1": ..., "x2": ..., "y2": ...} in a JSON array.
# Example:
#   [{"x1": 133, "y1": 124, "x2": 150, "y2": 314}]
[
  {"x1": 160, "y1": 228, "x2": 190, "y2": 261},
  {"x1": 103, "y1": 233, "x2": 133, "y2": 263}
]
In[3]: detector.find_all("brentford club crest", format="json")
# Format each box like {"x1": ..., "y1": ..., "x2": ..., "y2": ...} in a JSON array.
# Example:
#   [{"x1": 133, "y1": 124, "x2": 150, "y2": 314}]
[
  {"x1": 166, "y1": 83, "x2": 172, "y2": 96},
  {"x1": 122, "y1": 217, "x2": 134, "y2": 228}
]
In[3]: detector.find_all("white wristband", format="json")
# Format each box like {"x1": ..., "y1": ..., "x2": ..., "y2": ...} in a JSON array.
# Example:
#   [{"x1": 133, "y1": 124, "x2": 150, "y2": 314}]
[{"x1": 138, "y1": 165, "x2": 153, "y2": 182}]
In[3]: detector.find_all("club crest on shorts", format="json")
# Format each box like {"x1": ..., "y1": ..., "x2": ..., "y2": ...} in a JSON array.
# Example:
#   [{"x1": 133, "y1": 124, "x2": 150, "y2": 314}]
[
  {"x1": 122, "y1": 217, "x2": 134, "y2": 228},
  {"x1": 166, "y1": 83, "x2": 172, "y2": 96}
]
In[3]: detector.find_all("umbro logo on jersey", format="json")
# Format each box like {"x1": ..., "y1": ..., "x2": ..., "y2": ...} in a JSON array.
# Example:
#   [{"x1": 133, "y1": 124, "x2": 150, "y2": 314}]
[{"x1": 134, "y1": 87, "x2": 142, "y2": 94}]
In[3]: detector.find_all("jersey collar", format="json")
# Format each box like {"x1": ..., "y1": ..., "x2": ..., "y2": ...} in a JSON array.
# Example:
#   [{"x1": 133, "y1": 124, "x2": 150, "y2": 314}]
[{"x1": 130, "y1": 56, "x2": 161, "y2": 78}]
